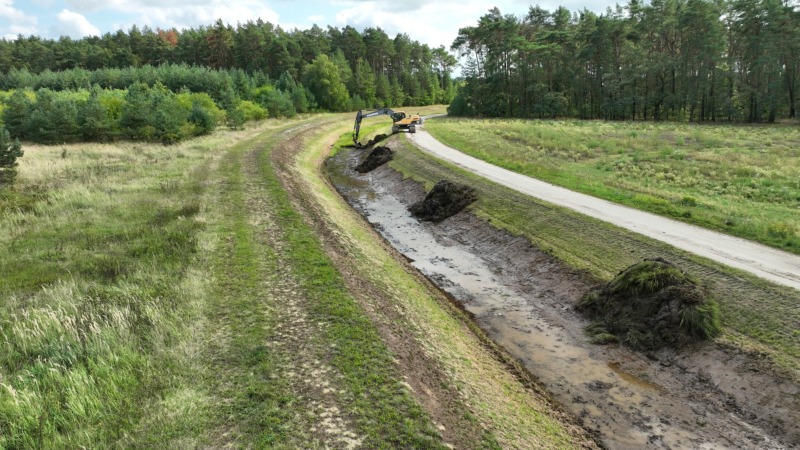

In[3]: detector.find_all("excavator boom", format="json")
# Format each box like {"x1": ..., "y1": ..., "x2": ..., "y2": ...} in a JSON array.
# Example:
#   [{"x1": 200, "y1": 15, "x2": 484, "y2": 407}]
[
  {"x1": 353, "y1": 108, "x2": 394, "y2": 145},
  {"x1": 352, "y1": 108, "x2": 422, "y2": 146}
]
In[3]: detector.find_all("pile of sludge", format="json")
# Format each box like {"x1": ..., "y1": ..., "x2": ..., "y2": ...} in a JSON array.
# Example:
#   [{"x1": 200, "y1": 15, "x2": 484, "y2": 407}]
[
  {"x1": 578, "y1": 258, "x2": 721, "y2": 351},
  {"x1": 355, "y1": 146, "x2": 394, "y2": 173},
  {"x1": 409, "y1": 180, "x2": 477, "y2": 222},
  {"x1": 357, "y1": 133, "x2": 388, "y2": 149}
]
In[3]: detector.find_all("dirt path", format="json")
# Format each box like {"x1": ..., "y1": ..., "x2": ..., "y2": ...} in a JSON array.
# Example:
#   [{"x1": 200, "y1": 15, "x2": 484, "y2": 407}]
[
  {"x1": 199, "y1": 121, "x2": 366, "y2": 448},
  {"x1": 241, "y1": 126, "x2": 365, "y2": 448},
  {"x1": 410, "y1": 122, "x2": 800, "y2": 291}
]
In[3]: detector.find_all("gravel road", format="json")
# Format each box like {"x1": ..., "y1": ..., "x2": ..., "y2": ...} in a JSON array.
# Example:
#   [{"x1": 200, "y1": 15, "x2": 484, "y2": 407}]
[{"x1": 410, "y1": 121, "x2": 800, "y2": 291}]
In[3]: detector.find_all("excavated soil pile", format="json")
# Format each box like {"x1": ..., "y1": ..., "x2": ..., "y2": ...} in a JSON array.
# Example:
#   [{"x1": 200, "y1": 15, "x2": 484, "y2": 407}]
[
  {"x1": 356, "y1": 133, "x2": 389, "y2": 149},
  {"x1": 578, "y1": 258, "x2": 721, "y2": 351},
  {"x1": 409, "y1": 180, "x2": 477, "y2": 222},
  {"x1": 355, "y1": 146, "x2": 394, "y2": 173}
]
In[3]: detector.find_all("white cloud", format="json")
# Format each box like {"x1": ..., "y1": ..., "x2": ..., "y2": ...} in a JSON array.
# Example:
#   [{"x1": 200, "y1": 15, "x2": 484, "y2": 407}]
[
  {"x1": 334, "y1": 0, "x2": 491, "y2": 50},
  {"x1": 53, "y1": 9, "x2": 100, "y2": 38},
  {"x1": 309, "y1": 14, "x2": 325, "y2": 23},
  {"x1": 0, "y1": 0, "x2": 38, "y2": 39},
  {"x1": 66, "y1": 0, "x2": 280, "y2": 31}
]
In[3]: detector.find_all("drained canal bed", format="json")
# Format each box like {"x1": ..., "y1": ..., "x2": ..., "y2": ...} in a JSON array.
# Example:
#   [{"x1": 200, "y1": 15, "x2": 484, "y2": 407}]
[{"x1": 326, "y1": 143, "x2": 798, "y2": 449}]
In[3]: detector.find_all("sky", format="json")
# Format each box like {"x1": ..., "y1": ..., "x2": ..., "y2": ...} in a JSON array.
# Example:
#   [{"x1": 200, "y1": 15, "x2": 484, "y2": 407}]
[{"x1": 1, "y1": 0, "x2": 620, "y2": 48}]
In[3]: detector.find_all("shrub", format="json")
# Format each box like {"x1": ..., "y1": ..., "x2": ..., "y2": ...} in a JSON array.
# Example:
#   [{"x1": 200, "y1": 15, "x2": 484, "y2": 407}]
[
  {"x1": 447, "y1": 90, "x2": 473, "y2": 116},
  {"x1": 0, "y1": 126, "x2": 23, "y2": 185},
  {"x1": 235, "y1": 100, "x2": 266, "y2": 122},
  {"x1": 188, "y1": 104, "x2": 215, "y2": 135},
  {"x1": 680, "y1": 196, "x2": 698, "y2": 207},
  {"x1": 767, "y1": 221, "x2": 797, "y2": 239}
]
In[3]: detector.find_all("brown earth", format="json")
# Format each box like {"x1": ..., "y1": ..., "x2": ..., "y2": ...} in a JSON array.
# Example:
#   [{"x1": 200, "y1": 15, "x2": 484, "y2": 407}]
[
  {"x1": 578, "y1": 258, "x2": 722, "y2": 351},
  {"x1": 354, "y1": 133, "x2": 390, "y2": 149},
  {"x1": 354, "y1": 146, "x2": 393, "y2": 173},
  {"x1": 409, "y1": 180, "x2": 477, "y2": 222},
  {"x1": 240, "y1": 122, "x2": 365, "y2": 448},
  {"x1": 327, "y1": 141, "x2": 800, "y2": 449}
]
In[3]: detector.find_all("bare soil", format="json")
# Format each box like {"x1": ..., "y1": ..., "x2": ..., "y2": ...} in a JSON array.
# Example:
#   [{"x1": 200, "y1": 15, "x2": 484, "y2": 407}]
[
  {"x1": 355, "y1": 146, "x2": 393, "y2": 173},
  {"x1": 409, "y1": 180, "x2": 477, "y2": 222},
  {"x1": 328, "y1": 143, "x2": 800, "y2": 449}
]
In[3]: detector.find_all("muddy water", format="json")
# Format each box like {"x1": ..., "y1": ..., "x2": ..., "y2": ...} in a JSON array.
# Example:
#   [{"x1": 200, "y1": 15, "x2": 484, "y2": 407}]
[{"x1": 326, "y1": 148, "x2": 791, "y2": 450}]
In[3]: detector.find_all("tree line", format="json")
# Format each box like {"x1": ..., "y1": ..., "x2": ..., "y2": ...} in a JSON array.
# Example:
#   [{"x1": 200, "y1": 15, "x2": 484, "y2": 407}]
[
  {"x1": 0, "y1": 20, "x2": 457, "y2": 110},
  {"x1": 0, "y1": 20, "x2": 461, "y2": 150},
  {"x1": 450, "y1": 0, "x2": 800, "y2": 123}
]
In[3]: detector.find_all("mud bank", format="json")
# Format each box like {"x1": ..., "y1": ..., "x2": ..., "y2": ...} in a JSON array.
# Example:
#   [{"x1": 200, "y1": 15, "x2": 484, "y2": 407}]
[{"x1": 326, "y1": 143, "x2": 800, "y2": 449}]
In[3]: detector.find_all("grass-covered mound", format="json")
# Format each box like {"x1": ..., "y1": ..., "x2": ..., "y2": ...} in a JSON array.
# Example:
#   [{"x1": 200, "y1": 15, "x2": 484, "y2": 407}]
[
  {"x1": 409, "y1": 180, "x2": 477, "y2": 222},
  {"x1": 355, "y1": 146, "x2": 394, "y2": 173},
  {"x1": 578, "y1": 258, "x2": 721, "y2": 350}
]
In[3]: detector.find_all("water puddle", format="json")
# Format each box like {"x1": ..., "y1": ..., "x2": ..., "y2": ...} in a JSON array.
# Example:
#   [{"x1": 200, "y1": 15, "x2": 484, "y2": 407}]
[{"x1": 326, "y1": 148, "x2": 783, "y2": 449}]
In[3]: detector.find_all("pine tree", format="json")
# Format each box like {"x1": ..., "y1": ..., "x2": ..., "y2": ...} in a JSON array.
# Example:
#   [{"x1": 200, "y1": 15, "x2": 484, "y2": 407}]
[{"x1": 0, "y1": 126, "x2": 23, "y2": 185}]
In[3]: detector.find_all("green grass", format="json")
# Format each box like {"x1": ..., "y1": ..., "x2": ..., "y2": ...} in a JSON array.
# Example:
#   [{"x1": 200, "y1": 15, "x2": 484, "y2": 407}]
[
  {"x1": 390, "y1": 135, "x2": 800, "y2": 380},
  {"x1": 0, "y1": 107, "x2": 595, "y2": 449},
  {"x1": 426, "y1": 118, "x2": 800, "y2": 253},
  {"x1": 0, "y1": 137, "x2": 216, "y2": 447}
]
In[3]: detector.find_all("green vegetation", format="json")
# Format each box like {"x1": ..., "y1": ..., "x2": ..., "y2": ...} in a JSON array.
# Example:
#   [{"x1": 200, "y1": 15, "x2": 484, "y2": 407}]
[
  {"x1": 452, "y1": 2, "x2": 799, "y2": 123},
  {"x1": 0, "y1": 126, "x2": 22, "y2": 184},
  {"x1": 389, "y1": 134, "x2": 800, "y2": 379},
  {"x1": 426, "y1": 118, "x2": 800, "y2": 253},
  {"x1": 1, "y1": 84, "x2": 229, "y2": 144},
  {"x1": 0, "y1": 22, "x2": 458, "y2": 113},
  {"x1": 0, "y1": 115, "x2": 468, "y2": 448},
  {"x1": 0, "y1": 131, "x2": 219, "y2": 447},
  {"x1": 304, "y1": 113, "x2": 594, "y2": 448},
  {"x1": 578, "y1": 259, "x2": 722, "y2": 350},
  {"x1": 252, "y1": 122, "x2": 447, "y2": 448}
]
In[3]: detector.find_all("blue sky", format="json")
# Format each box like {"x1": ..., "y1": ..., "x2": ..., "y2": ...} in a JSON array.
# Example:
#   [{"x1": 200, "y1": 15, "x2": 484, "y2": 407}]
[{"x1": 1, "y1": 0, "x2": 620, "y2": 48}]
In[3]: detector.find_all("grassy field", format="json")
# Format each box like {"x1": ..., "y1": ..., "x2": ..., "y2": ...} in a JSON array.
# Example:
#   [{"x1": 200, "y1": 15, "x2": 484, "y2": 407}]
[
  {"x1": 0, "y1": 108, "x2": 595, "y2": 448},
  {"x1": 0, "y1": 118, "x2": 446, "y2": 448},
  {"x1": 0, "y1": 128, "x2": 230, "y2": 447},
  {"x1": 389, "y1": 134, "x2": 800, "y2": 381},
  {"x1": 425, "y1": 118, "x2": 800, "y2": 253}
]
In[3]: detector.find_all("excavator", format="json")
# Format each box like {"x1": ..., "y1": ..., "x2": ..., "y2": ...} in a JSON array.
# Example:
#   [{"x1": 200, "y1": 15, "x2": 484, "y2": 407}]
[{"x1": 352, "y1": 108, "x2": 423, "y2": 147}]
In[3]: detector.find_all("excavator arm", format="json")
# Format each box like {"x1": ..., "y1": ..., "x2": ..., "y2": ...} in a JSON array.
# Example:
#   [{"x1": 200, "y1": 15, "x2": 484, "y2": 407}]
[{"x1": 353, "y1": 108, "x2": 395, "y2": 145}]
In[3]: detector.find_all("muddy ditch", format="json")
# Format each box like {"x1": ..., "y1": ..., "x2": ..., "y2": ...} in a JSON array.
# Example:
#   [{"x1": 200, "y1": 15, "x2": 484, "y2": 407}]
[{"x1": 326, "y1": 143, "x2": 800, "y2": 449}]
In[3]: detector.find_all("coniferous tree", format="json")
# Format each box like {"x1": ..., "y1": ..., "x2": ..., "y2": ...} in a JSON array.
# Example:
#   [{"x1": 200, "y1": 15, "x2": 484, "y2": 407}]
[
  {"x1": 79, "y1": 85, "x2": 114, "y2": 141},
  {"x1": 0, "y1": 126, "x2": 23, "y2": 184},
  {"x1": 2, "y1": 90, "x2": 33, "y2": 138}
]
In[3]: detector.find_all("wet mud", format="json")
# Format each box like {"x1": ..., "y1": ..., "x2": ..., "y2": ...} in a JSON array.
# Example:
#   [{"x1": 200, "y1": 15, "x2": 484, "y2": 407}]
[
  {"x1": 579, "y1": 258, "x2": 721, "y2": 351},
  {"x1": 355, "y1": 146, "x2": 394, "y2": 173},
  {"x1": 326, "y1": 145, "x2": 800, "y2": 449},
  {"x1": 354, "y1": 133, "x2": 389, "y2": 150},
  {"x1": 409, "y1": 180, "x2": 477, "y2": 222}
]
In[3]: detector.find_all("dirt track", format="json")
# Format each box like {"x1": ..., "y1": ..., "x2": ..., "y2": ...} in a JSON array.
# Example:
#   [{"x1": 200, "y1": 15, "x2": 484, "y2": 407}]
[{"x1": 410, "y1": 122, "x2": 800, "y2": 291}]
